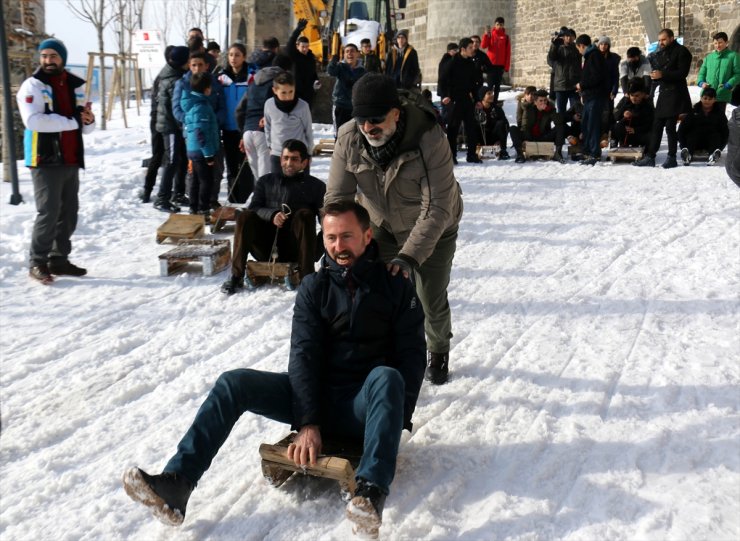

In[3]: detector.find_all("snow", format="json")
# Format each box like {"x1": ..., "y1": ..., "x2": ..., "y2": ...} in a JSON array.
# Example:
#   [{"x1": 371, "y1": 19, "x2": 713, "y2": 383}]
[{"x1": 1, "y1": 91, "x2": 739, "y2": 541}]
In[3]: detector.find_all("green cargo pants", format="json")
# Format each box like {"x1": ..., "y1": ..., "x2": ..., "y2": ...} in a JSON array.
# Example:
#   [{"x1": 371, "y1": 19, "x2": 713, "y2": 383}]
[{"x1": 372, "y1": 224, "x2": 458, "y2": 354}]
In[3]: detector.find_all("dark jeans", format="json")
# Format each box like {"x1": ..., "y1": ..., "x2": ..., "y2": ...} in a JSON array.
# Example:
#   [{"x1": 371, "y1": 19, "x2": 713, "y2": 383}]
[
  {"x1": 231, "y1": 208, "x2": 319, "y2": 279},
  {"x1": 647, "y1": 116, "x2": 679, "y2": 158},
  {"x1": 144, "y1": 125, "x2": 164, "y2": 193},
  {"x1": 487, "y1": 66, "x2": 505, "y2": 104},
  {"x1": 482, "y1": 119, "x2": 509, "y2": 147},
  {"x1": 582, "y1": 96, "x2": 606, "y2": 158},
  {"x1": 163, "y1": 366, "x2": 405, "y2": 493},
  {"x1": 612, "y1": 122, "x2": 651, "y2": 148},
  {"x1": 30, "y1": 167, "x2": 79, "y2": 266},
  {"x1": 555, "y1": 90, "x2": 578, "y2": 115},
  {"x1": 157, "y1": 131, "x2": 187, "y2": 201},
  {"x1": 222, "y1": 130, "x2": 248, "y2": 202},
  {"x1": 333, "y1": 106, "x2": 353, "y2": 139},
  {"x1": 677, "y1": 124, "x2": 727, "y2": 154},
  {"x1": 446, "y1": 97, "x2": 479, "y2": 160},
  {"x1": 189, "y1": 158, "x2": 214, "y2": 213}
]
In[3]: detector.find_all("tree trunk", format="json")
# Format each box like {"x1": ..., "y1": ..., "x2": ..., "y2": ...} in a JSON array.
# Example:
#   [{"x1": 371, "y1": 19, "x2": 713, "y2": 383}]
[{"x1": 98, "y1": 32, "x2": 107, "y2": 130}]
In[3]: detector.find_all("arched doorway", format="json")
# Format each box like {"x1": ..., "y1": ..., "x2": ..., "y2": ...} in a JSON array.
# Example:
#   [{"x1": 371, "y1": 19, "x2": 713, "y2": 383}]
[{"x1": 237, "y1": 18, "x2": 247, "y2": 43}]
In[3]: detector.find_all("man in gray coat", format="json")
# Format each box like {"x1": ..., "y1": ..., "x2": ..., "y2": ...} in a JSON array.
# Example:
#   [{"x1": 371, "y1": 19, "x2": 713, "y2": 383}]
[{"x1": 325, "y1": 74, "x2": 463, "y2": 384}]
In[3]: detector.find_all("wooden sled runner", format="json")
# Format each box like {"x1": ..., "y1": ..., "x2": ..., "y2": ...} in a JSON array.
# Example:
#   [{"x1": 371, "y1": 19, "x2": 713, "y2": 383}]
[
  {"x1": 259, "y1": 433, "x2": 363, "y2": 498},
  {"x1": 156, "y1": 214, "x2": 205, "y2": 244},
  {"x1": 476, "y1": 144, "x2": 500, "y2": 160},
  {"x1": 313, "y1": 139, "x2": 335, "y2": 156},
  {"x1": 523, "y1": 141, "x2": 554, "y2": 160},
  {"x1": 159, "y1": 239, "x2": 231, "y2": 277},
  {"x1": 209, "y1": 205, "x2": 239, "y2": 232},
  {"x1": 608, "y1": 146, "x2": 644, "y2": 163},
  {"x1": 245, "y1": 260, "x2": 301, "y2": 290}
]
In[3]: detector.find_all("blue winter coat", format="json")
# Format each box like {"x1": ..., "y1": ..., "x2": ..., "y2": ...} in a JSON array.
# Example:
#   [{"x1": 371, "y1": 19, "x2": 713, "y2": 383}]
[
  {"x1": 174, "y1": 72, "x2": 226, "y2": 129},
  {"x1": 219, "y1": 64, "x2": 250, "y2": 131},
  {"x1": 288, "y1": 240, "x2": 426, "y2": 432},
  {"x1": 184, "y1": 92, "x2": 221, "y2": 159}
]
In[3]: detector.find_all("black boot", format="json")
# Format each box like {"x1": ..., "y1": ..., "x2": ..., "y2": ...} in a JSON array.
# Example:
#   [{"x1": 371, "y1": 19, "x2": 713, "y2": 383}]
[
  {"x1": 48, "y1": 260, "x2": 87, "y2": 276},
  {"x1": 425, "y1": 351, "x2": 449, "y2": 385},
  {"x1": 122, "y1": 467, "x2": 193, "y2": 526},
  {"x1": 346, "y1": 478, "x2": 386, "y2": 539},
  {"x1": 221, "y1": 275, "x2": 243, "y2": 295}
]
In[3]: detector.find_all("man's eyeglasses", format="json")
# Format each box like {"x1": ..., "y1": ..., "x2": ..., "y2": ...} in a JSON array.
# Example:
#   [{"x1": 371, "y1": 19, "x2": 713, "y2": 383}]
[{"x1": 356, "y1": 113, "x2": 388, "y2": 126}]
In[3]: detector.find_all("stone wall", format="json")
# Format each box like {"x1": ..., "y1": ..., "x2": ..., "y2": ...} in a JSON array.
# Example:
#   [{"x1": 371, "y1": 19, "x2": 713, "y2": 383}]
[
  {"x1": 231, "y1": 0, "x2": 292, "y2": 57},
  {"x1": 2, "y1": 0, "x2": 45, "y2": 173}
]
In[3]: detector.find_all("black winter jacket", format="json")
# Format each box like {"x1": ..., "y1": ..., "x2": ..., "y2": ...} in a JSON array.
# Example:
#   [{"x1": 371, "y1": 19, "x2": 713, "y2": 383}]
[
  {"x1": 439, "y1": 54, "x2": 480, "y2": 101},
  {"x1": 614, "y1": 95, "x2": 655, "y2": 132},
  {"x1": 248, "y1": 170, "x2": 325, "y2": 223},
  {"x1": 579, "y1": 45, "x2": 610, "y2": 102},
  {"x1": 548, "y1": 42, "x2": 581, "y2": 91},
  {"x1": 288, "y1": 25, "x2": 319, "y2": 105},
  {"x1": 155, "y1": 63, "x2": 187, "y2": 134},
  {"x1": 651, "y1": 40, "x2": 693, "y2": 118},
  {"x1": 288, "y1": 240, "x2": 426, "y2": 431},
  {"x1": 679, "y1": 102, "x2": 729, "y2": 149}
]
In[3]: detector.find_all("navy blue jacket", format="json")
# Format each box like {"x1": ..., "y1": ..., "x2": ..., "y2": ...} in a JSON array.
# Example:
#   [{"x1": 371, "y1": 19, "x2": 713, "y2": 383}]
[{"x1": 288, "y1": 240, "x2": 426, "y2": 432}]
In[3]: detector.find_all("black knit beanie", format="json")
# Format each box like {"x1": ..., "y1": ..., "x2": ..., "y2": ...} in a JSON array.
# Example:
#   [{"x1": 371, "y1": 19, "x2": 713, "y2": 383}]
[{"x1": 352, "y1": 74, "x2": 402, "y2": 118}]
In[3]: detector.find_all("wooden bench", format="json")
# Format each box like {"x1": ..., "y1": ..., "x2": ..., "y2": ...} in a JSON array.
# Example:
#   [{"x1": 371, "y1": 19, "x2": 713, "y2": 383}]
[
  {"x1": 259, "y1": 433, "x2": 363, "y2": 498},
  {"x1": 608, "y1": 147, "x2": 644, "y2": 163},
  {"x1": 158, "y1": 239, "x2": 231, "y2": 277},
  {"x1": 523, "y1": 141, "x2": 554, "y2": 160},
  {"x1": 246, "y1": 261, "x2": 301, "y2": 290},
  {"x1": 156, "y1": 214, "x2": 205, "y2": 244},
  {"x1": 313, "y1": 139, "x2": 335, "y2": 156}
]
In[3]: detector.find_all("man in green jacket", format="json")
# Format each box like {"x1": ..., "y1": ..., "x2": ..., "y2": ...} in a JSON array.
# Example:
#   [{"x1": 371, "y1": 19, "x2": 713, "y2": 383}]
[
  {"x1": 325, "y1": 74, "x2": 463, "y2": 385},
  {"x1": 697, "y1": 32, "x2": 740, "y2": 113}
]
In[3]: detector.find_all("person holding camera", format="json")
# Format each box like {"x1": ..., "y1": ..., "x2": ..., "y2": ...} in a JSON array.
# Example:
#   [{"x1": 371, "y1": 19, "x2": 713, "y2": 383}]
[
  {"x1": 547, "y1": 28, "x2": 580, "y2": 114},
  {"x1": 634, "y1": 28, "x2": 692, "y2": 169}
]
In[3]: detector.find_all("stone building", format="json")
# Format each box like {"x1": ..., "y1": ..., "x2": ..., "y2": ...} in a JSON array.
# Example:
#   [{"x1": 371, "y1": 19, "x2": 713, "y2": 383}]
[{"x1": 2, "y1": 0, "x2": 44, "y2": 178}]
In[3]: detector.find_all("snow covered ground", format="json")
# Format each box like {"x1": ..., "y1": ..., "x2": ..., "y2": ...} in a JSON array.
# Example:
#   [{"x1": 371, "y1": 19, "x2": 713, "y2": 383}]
[{"x1": 1, "y1": 92, "x2": 738, "y2": 541}]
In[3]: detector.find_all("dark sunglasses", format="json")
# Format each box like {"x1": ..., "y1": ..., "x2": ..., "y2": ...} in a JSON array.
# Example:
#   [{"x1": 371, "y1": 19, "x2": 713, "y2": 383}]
[{"x1": 355, "y1": 112, "x2": 388, "y2": 125}]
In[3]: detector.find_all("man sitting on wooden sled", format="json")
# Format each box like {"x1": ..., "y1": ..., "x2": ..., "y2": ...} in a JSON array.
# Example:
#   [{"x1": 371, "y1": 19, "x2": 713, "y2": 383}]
[{"x1": 123, "y1": 201, "x2": 426, "y2": 538}]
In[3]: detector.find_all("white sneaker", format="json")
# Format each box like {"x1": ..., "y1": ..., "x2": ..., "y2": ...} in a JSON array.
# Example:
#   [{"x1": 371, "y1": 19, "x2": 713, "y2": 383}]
[
  {"x1": 707, "y1": 149, "x2": 721, "y2": 166},
  {"x1": 680, "y1": 147, "x2": 691, "y2": 166}
]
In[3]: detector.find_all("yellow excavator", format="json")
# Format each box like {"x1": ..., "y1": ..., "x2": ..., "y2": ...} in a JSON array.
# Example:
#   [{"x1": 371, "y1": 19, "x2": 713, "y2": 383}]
[{"x1": 292, "y1": 0, "x2": 406, "y2": 66}]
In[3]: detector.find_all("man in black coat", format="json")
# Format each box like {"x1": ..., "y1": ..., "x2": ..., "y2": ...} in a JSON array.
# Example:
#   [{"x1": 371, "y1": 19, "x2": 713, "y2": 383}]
[
  {"x1": 612, "y1": 79, "x2": 654, "y2": 148},
  {"x1": 678, "y1": 87, "x2": 729, "y2": 165},
  {"x1": 385, "y1": 29, "x2": 421, "y2": 89},
  {"x1": 288, "y1": 19, "x2": 320, "y2": 108},
  {"x1": 221, "y1": 139, "x2": 325, "y2": 294},
  {"x1": 575, "y1": 34, "x2": 610, "y2": 165},
  {"x1": 548, "y1": 28, "x2": 581, "y2": 114},
  {"x1": 439, "y1": 37, "x2": 483, "y2": 163},
  {"x1": 123, "y1": 200, "x2": 426, "y2": 540},
  {"x1": 634, "y1": 28, "x2": 693, "y2": 168}
]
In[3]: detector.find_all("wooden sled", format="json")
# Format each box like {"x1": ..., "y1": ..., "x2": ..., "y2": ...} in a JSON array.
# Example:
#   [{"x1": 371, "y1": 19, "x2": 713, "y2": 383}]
[
  {"x1": 156, "y1": 214, "x2": 205, "y2": 244},
  {"x1": 313, "y1": 139, "x2": 335, "y2": 156},
  {"x1": 259, "y1": 433, "x2": 363, "y2": 498},
  {"x1": 608, "y1": 146, "x2": 644, "y2": 163},
  {"x1": 159, "y1": 239, "x2": 231, "y2": 277},
  {"x1": 523, "y1": 141, "x2": 554, "y2": 160},
  {"x1": 210, "y1": 206, "x2": 239, "y2": 232},
  {"x1": 476, "y1": 144, "x2": 500, "y2": 160},
  {"x1": 246, "y1": 260, "x2": 301, "y2": 290}
]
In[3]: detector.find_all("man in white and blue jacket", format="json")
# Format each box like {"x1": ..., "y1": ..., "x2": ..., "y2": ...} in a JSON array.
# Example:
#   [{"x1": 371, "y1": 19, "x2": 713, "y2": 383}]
[{"x1": 16, "y1": 38, "x2": 95, "y2": 285}]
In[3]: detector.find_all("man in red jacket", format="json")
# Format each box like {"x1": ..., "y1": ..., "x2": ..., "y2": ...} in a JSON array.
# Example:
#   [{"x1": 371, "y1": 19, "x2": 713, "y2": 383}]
[{"x1": 481, "y1": 17, "x2": 511, "y2": 104}]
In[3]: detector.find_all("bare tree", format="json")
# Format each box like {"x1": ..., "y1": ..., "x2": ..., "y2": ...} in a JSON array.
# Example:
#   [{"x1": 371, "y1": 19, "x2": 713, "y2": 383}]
[
  {"x1": 152, "y1": 0, "x2": 173, "y2": 44},
  {"x1": 113, "y1": 0, "x2": 145, "y2": 106},
  {"x1": 67, "y1": 0, "x2": 116, "y2": 130},
  {"x1": 181, "y1": 0, "x2": 220, "y2": 41}
]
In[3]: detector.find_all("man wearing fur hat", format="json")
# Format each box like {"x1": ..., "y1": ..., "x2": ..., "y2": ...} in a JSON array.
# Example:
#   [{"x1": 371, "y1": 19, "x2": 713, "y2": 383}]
[
  {"x1": 385, "y1": 29, "x2": 421, "y2": 90},
  {"x1": 17, "y1": 38, "x2": 96, "y2": 285},
  {"x1": 326, "y1": 73, "x2": 463, "y2": 386}
]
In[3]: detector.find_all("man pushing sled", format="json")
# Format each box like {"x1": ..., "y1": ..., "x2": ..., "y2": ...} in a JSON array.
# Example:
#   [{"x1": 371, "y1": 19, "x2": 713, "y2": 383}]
[{"x1": 122, "y1": 201, "x2": 426, "y2": 538}]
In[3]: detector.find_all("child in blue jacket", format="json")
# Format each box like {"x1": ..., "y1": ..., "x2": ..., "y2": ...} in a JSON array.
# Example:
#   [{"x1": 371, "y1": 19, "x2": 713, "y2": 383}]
[{"x1": 183, "y1": 72, "x2": 220, "y2": 215}]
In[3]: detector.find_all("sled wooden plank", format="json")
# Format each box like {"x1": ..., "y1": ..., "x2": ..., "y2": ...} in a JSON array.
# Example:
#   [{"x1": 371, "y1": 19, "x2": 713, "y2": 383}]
[
  {"x1": 523, "y1": 141, "x2": 554, "y2": 159},
  {"x1": 476, "y1": 145, "x2": 500, "y2": 160},
  {"x1": 608, "y1": 147, "x2": 644, "y2": 163},
  {"x1": 210, "y1": 206, "x2": 239, "y2": 232},
  {"x1": 246, "y1": 261, "x2": 300, "y2": 288},
  {"x1": 313, "y1": 139, "x2": 335, "y2": 156},
  {"x1": 156, "y1": 214, "x2": 205, "y2": 244},
  {"x1": 158, "y1": 239, "x2": 231, "y2": 277}
]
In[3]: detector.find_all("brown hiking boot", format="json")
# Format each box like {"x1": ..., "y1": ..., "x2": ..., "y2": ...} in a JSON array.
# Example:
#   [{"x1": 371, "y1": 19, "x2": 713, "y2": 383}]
[{"x1": 29, "y1": 264, "x2": 54, "y2": 285}]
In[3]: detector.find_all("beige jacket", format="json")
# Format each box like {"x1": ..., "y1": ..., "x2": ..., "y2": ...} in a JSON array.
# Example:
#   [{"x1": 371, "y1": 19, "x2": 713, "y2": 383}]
[{"x1": 325, "y1": 100, "x2": 462, "y2": 266}]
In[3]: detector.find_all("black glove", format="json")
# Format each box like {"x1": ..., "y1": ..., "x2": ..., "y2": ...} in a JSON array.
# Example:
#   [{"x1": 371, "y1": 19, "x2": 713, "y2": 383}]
[
  {"x1": 297, "y1": 18, "x2": 308, "y2": 31},
  {"x1": 390, "y1": 255, "x2": 417, "y2": 278}
]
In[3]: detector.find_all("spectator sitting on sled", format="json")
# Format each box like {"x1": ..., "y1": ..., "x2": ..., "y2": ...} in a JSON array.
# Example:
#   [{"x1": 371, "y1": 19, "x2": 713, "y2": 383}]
[
  {"x1": 123, "y1": 200, "x2": 426, "y2": 540},
  {"x1": 678, "y1": 87, "x2": 729, "y2": 166},
  {"x1": 611, "y1": 78, "x2": 654, "y2": 149},
  {"x1": 514, "y1": 85, "x2": 537, "y2": 128},
  {"x1": 220, "y1": 139, "x2": 325, "y2": 295},
  {"x1": 509, "y1": 89, "x2": 566, "y2": 163},
  {"x1": 477, "y1": 88, "x2": 510, "y2": 159}
]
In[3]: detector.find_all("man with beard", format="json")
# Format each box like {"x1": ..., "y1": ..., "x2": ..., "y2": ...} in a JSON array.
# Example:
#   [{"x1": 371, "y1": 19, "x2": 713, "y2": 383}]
[
  {"x1": 220, "y1": 140, "x2": 325, "y2": 295},
  {"x1": 326, "y1": 74, "x2": 463, "y2": 385},
  {"x1": 633, "y1": 28, "x2": 693, "y2": 169},
  {"x1": 439, "y1": 37, "x2": 483, "y2": 164},
  {"x1": 17, "y1": 38, "x2": 96, "y2": 285},
  {"x1": 124, "y1": 200, "x2": 425, "y2": 540}
]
